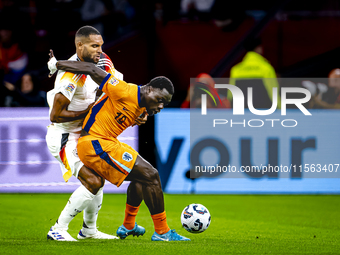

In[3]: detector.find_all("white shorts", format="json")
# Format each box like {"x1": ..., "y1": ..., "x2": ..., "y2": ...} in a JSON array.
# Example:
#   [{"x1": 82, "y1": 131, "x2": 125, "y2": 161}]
[{"x1": 46, "y1": 124, "x2": 84, "y2": 182}]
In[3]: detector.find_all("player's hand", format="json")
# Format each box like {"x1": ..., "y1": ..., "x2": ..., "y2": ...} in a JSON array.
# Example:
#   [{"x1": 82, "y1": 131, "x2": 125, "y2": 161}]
[
  {"x1": 133, "y1": 111, "x2": 148, "y2": 126},
  {"x1": 48, "y1": 49, "x2": 58, "y2": 78}
]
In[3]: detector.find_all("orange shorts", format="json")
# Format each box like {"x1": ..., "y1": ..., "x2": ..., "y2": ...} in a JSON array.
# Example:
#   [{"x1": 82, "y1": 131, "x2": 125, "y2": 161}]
[{"x1": 77, "y1": 134, "x2": 138, "y2": 187}]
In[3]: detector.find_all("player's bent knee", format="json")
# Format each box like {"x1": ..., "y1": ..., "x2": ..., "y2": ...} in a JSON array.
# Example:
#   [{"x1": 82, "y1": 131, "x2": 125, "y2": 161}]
[
  {"x1": 144, "y1": 166, "x2": 161, "y2": 185},
  {"x1": 131, "y1": 155, "x2": 162, "y2": 186},
  {"x1": 82, "y1": 175, "x2": 103, "y2": 195},
  {"x1": 89, "y1": 175, "x2": 104, "y2": 193},
  {"x1": 78, "y1": 165, "x2": 104, "y2": 194}
]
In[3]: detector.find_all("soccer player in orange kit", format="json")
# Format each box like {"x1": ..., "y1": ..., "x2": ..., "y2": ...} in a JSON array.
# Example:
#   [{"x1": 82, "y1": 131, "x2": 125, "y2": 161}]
[{"x1": 48, "y1": 52, "x2": 190, "y2": 241}]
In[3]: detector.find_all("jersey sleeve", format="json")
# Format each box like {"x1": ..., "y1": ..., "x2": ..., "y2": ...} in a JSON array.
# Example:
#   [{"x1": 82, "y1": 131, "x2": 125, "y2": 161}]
[
  {"x1": 55, "y1": 72, "x2": 85, "y2": 102},
  {"x1": 99, "y1": 73, "x2": 127, "y2": 100},
  {"x1": 98, "y1": 52, "x2": 115, "y2": 75},
  {"x1": 99, "y1": 52, "x2": 124, "y2": 80}
]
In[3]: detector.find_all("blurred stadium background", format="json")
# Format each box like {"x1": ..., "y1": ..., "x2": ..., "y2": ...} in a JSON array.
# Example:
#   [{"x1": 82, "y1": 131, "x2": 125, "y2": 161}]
[{"x1": 1, "y1": 0, "x2": 340, "y2": 193}]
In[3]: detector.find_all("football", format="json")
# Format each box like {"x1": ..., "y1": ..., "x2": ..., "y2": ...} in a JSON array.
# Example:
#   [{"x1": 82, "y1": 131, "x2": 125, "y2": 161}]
[{"x1": 181, "y1": 203, "x2": 211, "y2": 233}]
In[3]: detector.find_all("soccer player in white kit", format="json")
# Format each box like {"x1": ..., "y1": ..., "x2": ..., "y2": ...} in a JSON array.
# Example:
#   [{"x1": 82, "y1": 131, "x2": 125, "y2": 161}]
[{"x1": 46, "y1": 26, "x2": 124, "y2": 241}]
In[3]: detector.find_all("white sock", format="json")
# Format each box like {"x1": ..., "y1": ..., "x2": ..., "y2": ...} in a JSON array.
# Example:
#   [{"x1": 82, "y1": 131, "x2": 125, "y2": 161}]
[
  {"x1": 54, "y1": 185, "x2": 95, "y2": 230},
  {"x1": 82, "y1": 187, "x2": 103, "y2": 235}
]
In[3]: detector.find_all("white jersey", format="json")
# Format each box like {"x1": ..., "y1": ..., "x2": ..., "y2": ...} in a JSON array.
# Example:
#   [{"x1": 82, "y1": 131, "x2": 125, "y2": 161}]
[{"x1": 47, "y1": 52, "x2": 123, "y2": 133}]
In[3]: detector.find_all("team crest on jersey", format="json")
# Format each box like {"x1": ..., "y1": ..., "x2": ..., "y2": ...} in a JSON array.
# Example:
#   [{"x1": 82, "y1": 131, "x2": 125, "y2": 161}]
[
  {"x1": 65, "y1": 83, "x2": 75, "y2": 92},
  {"x1": 122, "y1": 152, "x2": 133, "y2": 162},
  {"x1": 109, "y1": 77, "x2": 119, "y2": 86}
]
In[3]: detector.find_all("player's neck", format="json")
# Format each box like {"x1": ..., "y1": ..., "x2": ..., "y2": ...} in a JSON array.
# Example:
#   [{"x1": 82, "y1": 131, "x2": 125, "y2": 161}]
[{"x1": 76, "y1": 52, "x2": 84, "y2": 62}]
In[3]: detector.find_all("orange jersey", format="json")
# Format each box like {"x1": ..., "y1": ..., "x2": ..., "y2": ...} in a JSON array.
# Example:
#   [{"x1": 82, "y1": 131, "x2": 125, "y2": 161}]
[{"x1": 83, "y1": 74, "x2": 145, "y2": 139}]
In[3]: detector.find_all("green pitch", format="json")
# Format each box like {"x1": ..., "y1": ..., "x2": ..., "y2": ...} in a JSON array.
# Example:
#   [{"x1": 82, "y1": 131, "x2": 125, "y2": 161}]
[{"x1": 0, "y1": 194, "x2": 339, "y2": 254}]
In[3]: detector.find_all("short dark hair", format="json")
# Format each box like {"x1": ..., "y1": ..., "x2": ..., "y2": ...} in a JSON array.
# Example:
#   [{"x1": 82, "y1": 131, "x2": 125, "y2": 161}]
[
  {"x1": 75, "y1": 26, "x2": 101, "y2": 38},
  {"x1": 148, "y1": 76, "x2": 174, "y2": 95}
]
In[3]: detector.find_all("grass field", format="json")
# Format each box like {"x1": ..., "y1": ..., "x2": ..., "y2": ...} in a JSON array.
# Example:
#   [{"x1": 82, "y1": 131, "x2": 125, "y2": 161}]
[{"x1": 0, "y1": 194, "x2": 339, "y2": 254}]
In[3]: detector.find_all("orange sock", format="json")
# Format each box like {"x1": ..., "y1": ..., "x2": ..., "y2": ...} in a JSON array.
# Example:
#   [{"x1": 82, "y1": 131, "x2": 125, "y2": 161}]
[
  {"x1": 123, "y1": 204, "x2": 140, "y2": 230},
  {"x1": 151, "y1": 211, "x2": 170, "y2": 235}
]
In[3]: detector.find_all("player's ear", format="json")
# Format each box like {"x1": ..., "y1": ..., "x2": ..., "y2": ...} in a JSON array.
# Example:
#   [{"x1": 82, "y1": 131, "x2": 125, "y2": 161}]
[
  {"x1": 146, "y1": 85, "x2": 153, "y2": 94},
  {"x1": 75, "y1": 40, "x2": 83, "y2": 50}
]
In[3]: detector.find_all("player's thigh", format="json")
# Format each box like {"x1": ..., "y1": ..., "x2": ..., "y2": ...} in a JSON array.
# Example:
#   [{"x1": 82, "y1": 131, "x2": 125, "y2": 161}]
[
  {"x1": 45, "y1": 124, "x2": 62, "y2": 159},
  {"x1": 64, "y1": 134, "x2": 84, "y2": 178},
  {"x1": 46, "y1": 125, "x2": 83, "y2": 180},
  {"x1": 126, "y1": 155, "x2": 160, "y2": 185}
]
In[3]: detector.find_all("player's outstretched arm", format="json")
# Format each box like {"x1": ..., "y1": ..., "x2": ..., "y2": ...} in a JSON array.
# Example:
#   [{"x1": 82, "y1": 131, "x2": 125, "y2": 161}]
[
  {"x1": 48, "y1": 49, "x2": 107, "y2": 85},
  {"x1": 56, "y1": 61, "x2": 107, "y2": 86}
]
